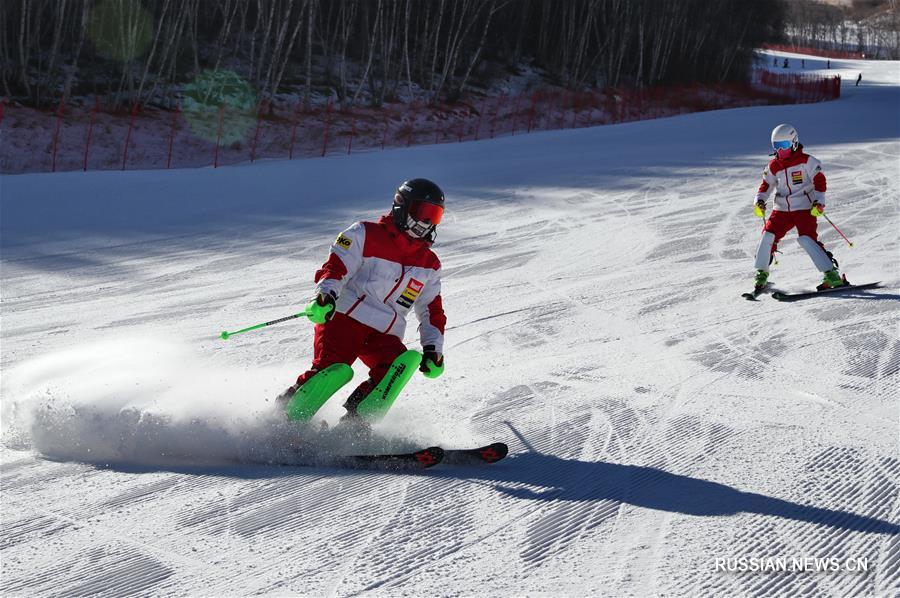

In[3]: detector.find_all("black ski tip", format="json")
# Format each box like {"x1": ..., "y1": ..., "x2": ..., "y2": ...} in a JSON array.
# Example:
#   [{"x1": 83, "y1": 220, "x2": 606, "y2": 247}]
[
  {"x1": 442, "y1": 442, "x2": 509, "y2": 465},
  {"x1": 741, "y1": 283, "x2": 770, "y2": 300},
  {"x1": 478, "y1": 442, "x2": 509, "y2": 463},
  {"x1": 414, "y1": 446, "x2": 445, "y2": 468}
]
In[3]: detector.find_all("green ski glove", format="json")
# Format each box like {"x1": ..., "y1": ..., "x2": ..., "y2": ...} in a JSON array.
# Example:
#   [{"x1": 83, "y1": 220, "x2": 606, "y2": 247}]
[
  {"x1": 305, "y1": 292, "x2": 335, "y2": 324},
  {"x1": 420, "y1": 346, "x2": 444, "y2": 379}
]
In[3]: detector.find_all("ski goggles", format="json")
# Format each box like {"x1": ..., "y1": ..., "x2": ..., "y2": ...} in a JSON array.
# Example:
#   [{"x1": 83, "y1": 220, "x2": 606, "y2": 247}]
[
  {"x1": 409, "y1": 201, "x2": 444, "y2": 225},
  {"x1": 772, "y1": 140, "x2": 793, "y2": 150}
]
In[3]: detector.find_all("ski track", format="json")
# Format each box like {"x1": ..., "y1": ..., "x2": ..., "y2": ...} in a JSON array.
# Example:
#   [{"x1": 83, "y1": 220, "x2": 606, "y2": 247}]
[{"x1": 2, "y1": 54, "x2": 899, "y2": 596}]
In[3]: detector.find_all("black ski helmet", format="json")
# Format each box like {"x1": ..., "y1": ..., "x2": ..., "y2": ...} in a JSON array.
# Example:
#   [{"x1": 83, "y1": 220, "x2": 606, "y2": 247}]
[{"x1": 392, "y1": 178, "x2": 445, "y2": 242}]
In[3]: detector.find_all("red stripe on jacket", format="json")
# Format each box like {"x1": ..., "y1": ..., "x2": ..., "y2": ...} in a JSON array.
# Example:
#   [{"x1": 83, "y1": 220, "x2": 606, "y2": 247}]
[
  {"x1": 314, "y1": 252, "x2": 348, "y2": 284},
  {"x1": 427, "y1": 295, "x2": 447, "y2": 334},
  {"x1": 813, "y1": 172, "x2": 826, "y2": 192}
]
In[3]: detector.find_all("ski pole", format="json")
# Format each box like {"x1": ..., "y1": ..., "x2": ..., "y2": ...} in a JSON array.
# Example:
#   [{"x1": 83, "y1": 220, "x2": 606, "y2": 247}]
[
  {"x1": 220, "y1": 311, "x2": 309, "y2": 340},
  {"x1": 820, "y1": 212, "x2": 854, "y2": 248}
]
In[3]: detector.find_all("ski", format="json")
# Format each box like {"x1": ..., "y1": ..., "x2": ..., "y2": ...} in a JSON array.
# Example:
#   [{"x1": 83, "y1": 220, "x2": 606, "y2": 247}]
[
  {"x1": 442, "y1": 442, "x2": 509, "y2": 465},
  {"x1": 741, "y1": 283, "x2": 771, "y2": 301},
  {"x1": 265, "y1": 443, "x2": 506, "y2": 471},
  {"x1": 771, "y1": 281, "x2": 881, "y2": 302},
  {"x1": 342, "y1": 442, "x2": 507, "y2": 469},
  {"x1": 339, "y1": 446, "x2": 444, "y2": 470}
]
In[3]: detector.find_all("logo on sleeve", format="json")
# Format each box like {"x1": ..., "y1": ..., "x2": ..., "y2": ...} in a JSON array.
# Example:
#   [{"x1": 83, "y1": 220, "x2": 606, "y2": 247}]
[
  {"x1": 335, "y1": 234, "x2": 353, "y2": 249},
  {"x1": 791, "y1": 171, "x2": 803, "y2": 185},
  {"x1": 396, "y1": 278, "x2": 424, "y2": 308}
]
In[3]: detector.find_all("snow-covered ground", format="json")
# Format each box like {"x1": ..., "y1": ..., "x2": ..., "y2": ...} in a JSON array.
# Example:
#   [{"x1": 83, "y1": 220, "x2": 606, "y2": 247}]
[{"x1": 1, "y1": 52, "x2": 898, "y2": 596}]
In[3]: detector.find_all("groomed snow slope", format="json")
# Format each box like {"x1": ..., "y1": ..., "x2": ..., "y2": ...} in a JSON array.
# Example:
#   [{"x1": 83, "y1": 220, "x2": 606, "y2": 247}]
[{"x1": 2, "y1": 53, "x2": 898, "y2": 597}]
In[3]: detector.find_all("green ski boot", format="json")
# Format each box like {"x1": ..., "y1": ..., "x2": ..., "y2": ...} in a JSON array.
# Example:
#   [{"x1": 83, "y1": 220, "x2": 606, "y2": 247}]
[
  {"x1": 354, "y1": 350, "x2": 423, "y2": 423},
  {"x1": 817, "y1": 269, "x2": 845, "y2": 291},
  {"x1": 285, "y1": 363, "x2": 353, "y2": 422},
  {"x1": 754, "y1": 270, "x2": 769, "y2": 291}
]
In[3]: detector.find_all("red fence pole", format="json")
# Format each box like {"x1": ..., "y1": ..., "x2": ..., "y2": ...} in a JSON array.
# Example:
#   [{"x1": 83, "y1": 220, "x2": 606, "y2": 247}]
[
  {"x1": 406, "y1": 100, "x2": 417, "y2": 147},
  {"x1": 321, "y1": 100, "x2": 334, "y2": 157},
  {"x1": 490, "y1": 95, "x2": 505, "y2": 139},
  {"x1": 121, "y1": 101, "x2": 139, "y2": 170},
  {"x1": 214, "y1": 104, "x2": 224, "y2": 168},
  {"x1": 347, "y1": 109, "x2": 357, "y2": 154},
  {"x1": 526, "y1": 92, "x2": 537, "y2": 133},
  {"x1": 289, "y1": 101, "x2": 301, "y2": 159},
  {"x1": 473, "y1": 98, "x2": 486, "y2": 141},
  {"x1": 51, "y1": 97, "x2": 66, "y2": 172},
  {"x1": 570, "y1": 91, "x2": 578, "y2": 128},
  {"x1": 83, "y1": 97, "x2": 99, "y2": 171},
  {"x1": 434, "y1": 104, "x2": 441, "y2": 144},
  {"x1": 558, "y1": 91, "x2": 567, "y2": 129},
  {"x1": 166, "y1": 102, "x2": 180, "y2": 169},
  {"x1": 510, "y1": 94, "x2": 521, "y2": 135},
  {"x1": 250, "y1": 99, "x2": 267, "y2": 163}
]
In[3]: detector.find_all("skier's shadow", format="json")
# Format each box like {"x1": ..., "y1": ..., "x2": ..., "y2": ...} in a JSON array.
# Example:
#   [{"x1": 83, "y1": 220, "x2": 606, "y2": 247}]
[
  {"x1": 811, "y1": 288, "x2": 900, "y2": 302},
  {"x1": 433, "y1": 451, "x2": 900, "y2": 536},
  {"x1": 841, "y1": 290, "x2": 900, "y2": 301}
]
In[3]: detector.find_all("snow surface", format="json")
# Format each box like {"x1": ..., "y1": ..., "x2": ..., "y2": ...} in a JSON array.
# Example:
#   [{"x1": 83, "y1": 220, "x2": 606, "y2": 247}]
[{"x1": 1, "y1": 52, "x2": 898, "y2": 596}]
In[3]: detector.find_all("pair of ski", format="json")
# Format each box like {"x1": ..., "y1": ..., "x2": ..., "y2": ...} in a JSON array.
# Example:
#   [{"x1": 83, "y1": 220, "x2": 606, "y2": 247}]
[
  {"x1": 276, "y1": 442, "x2": 509, "y2": 471},
  {"x1": 342, "y1": 441, "x2": 508, "y2": 470},
  {"x1": 742, "y1": 281, "x2": 881, "y2": 302},
  {"x1": 278, "y1": 351, "x2": 508, "y2": 470}
]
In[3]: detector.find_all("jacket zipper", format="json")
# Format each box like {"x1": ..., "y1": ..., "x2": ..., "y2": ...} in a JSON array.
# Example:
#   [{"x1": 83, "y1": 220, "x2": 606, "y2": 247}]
[
  {"x1": 783, "y1": 169, "x2": 793, "y2": 210},
  {"x1": 383, "y1": 265, "x2": 407, "y2": 303}
]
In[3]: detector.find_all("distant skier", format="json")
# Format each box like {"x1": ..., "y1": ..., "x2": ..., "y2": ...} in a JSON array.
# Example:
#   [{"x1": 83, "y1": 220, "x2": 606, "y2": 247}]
[
  {"x1": 752, "y1": 124, "x2": 845, "y2": 292},
  {"x1": 277, "y1": 179, "x2": 446, "y2": 423},
  {"x1": 856, "y1": 73, "x2": 862, "y2": 86},
  {"x1": 783, "y1": 58, "x2": 789, "y2": 68}
]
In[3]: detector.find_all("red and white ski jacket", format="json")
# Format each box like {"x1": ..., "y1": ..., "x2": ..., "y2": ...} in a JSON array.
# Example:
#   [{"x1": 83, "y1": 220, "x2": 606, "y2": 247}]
[
  {"x1": 314, "y1": 215, "x2": 446, "y2": 353},
  {"x1": 756, "y1": 150, "x2": 827, "y2": 212}
]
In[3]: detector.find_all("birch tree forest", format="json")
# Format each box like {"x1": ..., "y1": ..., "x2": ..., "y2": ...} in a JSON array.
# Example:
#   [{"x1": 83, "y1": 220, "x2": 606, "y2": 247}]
[
  {"x1": 1, "y1": 0, "x2": 784, "y2": 109},
  {"x1": 784, "y1": 0, "x2": 900, "y2": 59}
]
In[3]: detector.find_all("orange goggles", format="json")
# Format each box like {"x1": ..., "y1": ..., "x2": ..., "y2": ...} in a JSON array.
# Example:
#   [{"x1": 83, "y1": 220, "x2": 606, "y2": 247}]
[{"x1": 409, "y1": 201, "x2": 444, "y2": 225}]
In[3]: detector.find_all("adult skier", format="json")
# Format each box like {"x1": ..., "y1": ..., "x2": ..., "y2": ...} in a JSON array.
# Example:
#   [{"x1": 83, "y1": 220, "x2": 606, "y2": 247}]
[
  {"x1": 752, "y1": 124, "x2": 845, "y2": 292},
  {"x1": 277, "y1": 178, "x2": 447, "y2": 424}
]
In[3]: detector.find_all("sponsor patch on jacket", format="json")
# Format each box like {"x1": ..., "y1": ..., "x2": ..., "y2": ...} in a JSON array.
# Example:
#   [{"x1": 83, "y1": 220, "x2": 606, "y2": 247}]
[
  {"x1": 396, "y1": 278, "x2": 424, "y2": 308},
  {"x1": 791, "y1": 170, "x2": 803, "y2": 185},
  {"x1": 335, "y1": 233, "x2": 353, "y2": 249}
]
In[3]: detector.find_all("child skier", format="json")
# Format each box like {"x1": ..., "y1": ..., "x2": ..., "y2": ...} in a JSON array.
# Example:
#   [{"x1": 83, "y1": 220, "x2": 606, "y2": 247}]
[
  {"x1": 752, "y1": 124, "x2": 845, "y2": 292},
  {"x1": 278, "y1": 178, "x2": 447, "y2": 423}
]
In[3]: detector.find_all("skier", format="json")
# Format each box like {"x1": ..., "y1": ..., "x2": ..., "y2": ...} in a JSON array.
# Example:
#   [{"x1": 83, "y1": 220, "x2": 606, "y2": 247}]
[
  {"x1": 277, "y1": 178, "x2": 447, "y2": 423},
  {"x1": 752, "y1": 124, "x2": 845, "y2": 292}
]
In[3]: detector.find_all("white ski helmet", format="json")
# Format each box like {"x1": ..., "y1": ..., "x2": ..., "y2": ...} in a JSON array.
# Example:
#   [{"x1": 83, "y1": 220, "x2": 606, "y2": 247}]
[{"x1": 771, "y1": 123, "x2": 799, "y2": 159}]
